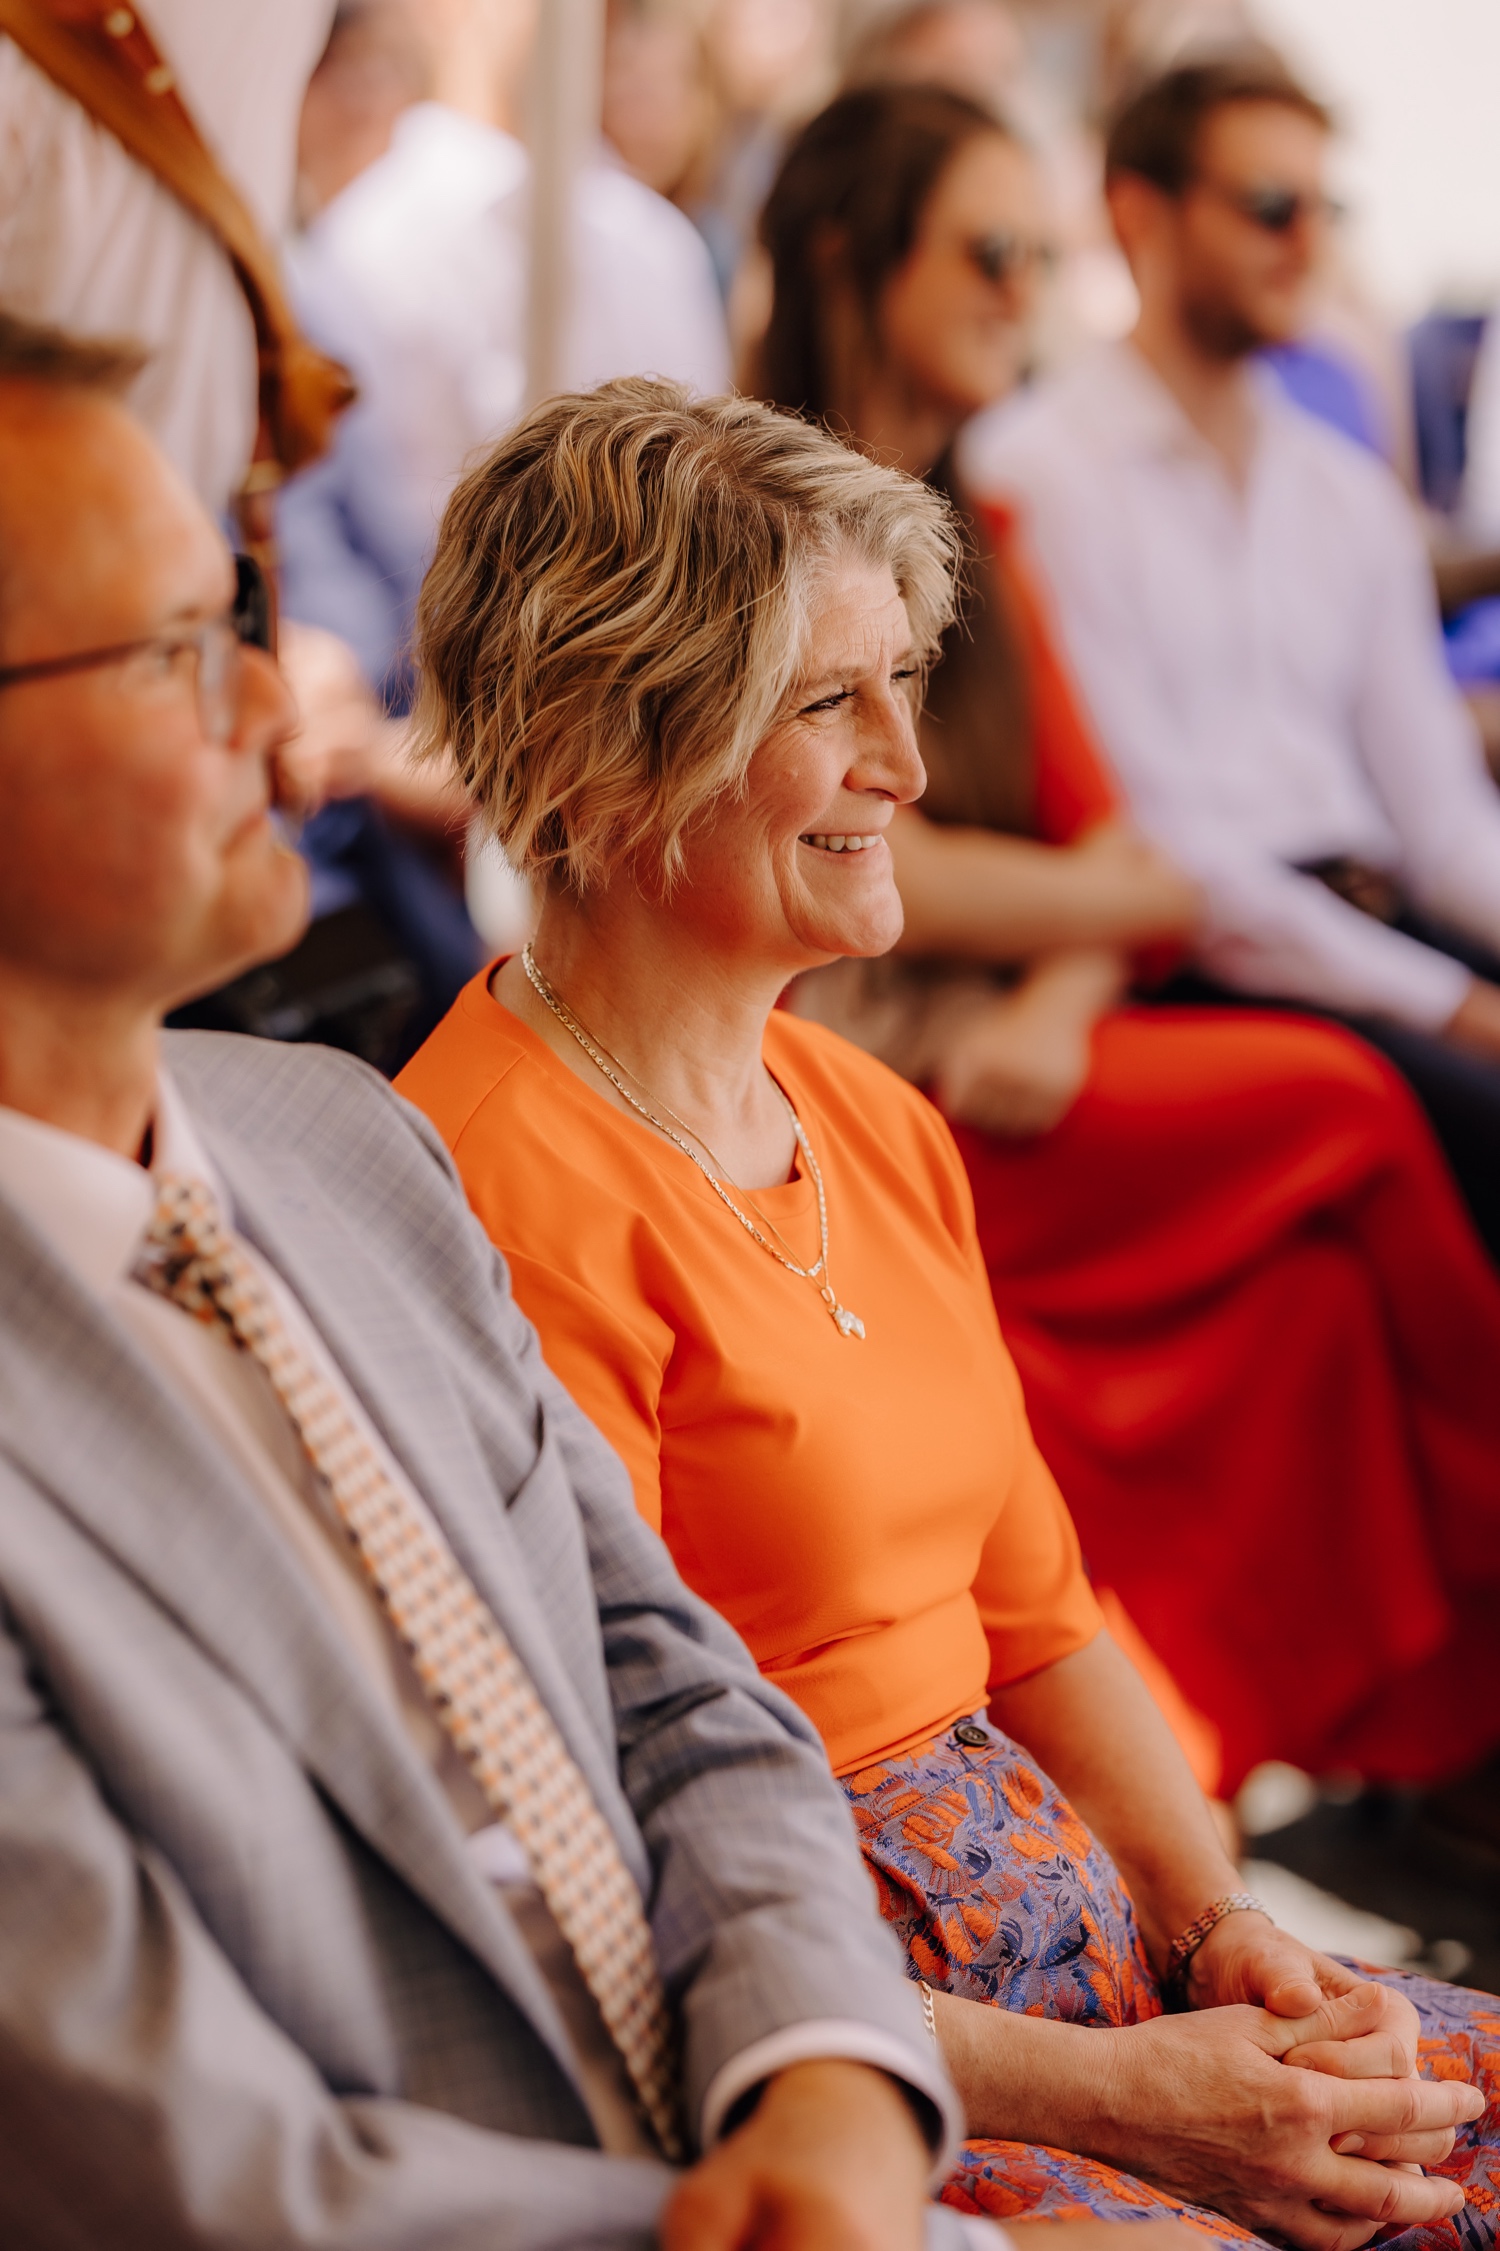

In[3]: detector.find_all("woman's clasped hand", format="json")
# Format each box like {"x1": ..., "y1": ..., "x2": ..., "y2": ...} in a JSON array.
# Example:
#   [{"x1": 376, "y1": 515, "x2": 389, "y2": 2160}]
[{"x1": 939, "y1": 1949, "x2": 1482, "y2": 2251}]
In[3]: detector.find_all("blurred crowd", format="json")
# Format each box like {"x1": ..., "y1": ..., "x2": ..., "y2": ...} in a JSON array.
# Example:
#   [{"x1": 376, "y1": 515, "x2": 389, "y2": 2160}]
[
  {"x1": 8, "y1": 0, "x2": 1500, "y2": 2229},
  {"x1": 199, "y1": 0, "x2": 1500, "y2": 1068},
  {"x1": 13, "y1": 0, "x2": 1500, "y2": 1076}
]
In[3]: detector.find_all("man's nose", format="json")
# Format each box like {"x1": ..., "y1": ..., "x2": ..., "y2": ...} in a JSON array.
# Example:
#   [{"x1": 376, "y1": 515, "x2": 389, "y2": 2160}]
[{"x1": 236, "y1": 642, "x2": 299, "y2": 754}]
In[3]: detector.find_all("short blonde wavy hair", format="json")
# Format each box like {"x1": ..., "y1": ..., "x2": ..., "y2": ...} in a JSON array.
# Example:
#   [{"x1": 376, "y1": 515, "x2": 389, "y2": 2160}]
[{"x1": 413, "y1": 377, "x2": 960, "y2": 892}]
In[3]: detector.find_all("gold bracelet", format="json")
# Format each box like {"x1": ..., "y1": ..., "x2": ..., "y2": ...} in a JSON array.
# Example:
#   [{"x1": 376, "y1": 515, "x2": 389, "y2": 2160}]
[
  {"x1": 917, "y1": 1977, "x2": 938, "y2": 2046},
  {"x1": 1162, "y1": 1891, "x2": 1269, "y2": 2004}
]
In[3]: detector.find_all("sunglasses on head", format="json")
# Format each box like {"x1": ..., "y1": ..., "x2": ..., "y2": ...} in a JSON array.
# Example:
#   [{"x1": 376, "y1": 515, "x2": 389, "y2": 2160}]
[
  {"x1": 964, "y1": 232, "x2": 1059, "y2": 286},
  {"x1": 1197, "y1": 179, "x2": 1344, "y2": 234}
]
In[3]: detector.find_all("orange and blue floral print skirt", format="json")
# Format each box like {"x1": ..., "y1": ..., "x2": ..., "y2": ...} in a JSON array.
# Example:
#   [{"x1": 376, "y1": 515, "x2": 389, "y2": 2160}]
[{"x1": 841, "y1": 1716, "x2": 1500, "y2": 2249}]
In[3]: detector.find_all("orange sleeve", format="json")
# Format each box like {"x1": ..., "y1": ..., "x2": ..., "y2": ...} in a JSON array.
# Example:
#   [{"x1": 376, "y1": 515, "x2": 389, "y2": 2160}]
[
  {"x1": 500, "y1": 1250, "x2": 669, "y2": 1533},
  {"x1": 445, "y1": 1091, "x2": 673, "y2": 1534},
  {"x1": 903, "y1": 1067, "x2": 1105, "y2": 1683},
  {"x1": 973, "y1": 1342, "x2": 1105, "y2": 1688}
]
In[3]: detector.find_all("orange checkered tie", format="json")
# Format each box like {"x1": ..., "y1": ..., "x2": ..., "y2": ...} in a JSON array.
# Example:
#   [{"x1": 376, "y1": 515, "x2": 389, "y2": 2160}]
[{"x1": 139, "y1": 1173, "x2": 682, "y2": 2159}]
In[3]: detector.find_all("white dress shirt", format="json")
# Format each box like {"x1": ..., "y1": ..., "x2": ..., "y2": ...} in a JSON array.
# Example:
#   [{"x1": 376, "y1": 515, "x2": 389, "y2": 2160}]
[
  {"x1": 961, "y1": 342, "x2": 1500, "y2": 1031},
  {"x1": 0, "y1": 0, "x2": 336, "y2": 520},
  {"x1": 278, "y1": 102, "x2": 732, "y2": 691},
  {"x1": 289, "y1": 103, "x2": 730, "y2": 510},
  {"x1": 0, "y1": 1074, "x2": 971, "y2": 2182}
]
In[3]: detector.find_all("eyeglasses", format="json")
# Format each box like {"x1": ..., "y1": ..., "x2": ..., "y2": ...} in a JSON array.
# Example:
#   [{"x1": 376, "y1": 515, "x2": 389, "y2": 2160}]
[
  {"x1": 0, "y1": 552, "x2": 275, "y2": 743},
  {"x1": 964, "y1": 232, "x2": 1059, "y2": 286},
  {"x1": 1193, "y1": 178, "x2": 1344, "y2": 234}
]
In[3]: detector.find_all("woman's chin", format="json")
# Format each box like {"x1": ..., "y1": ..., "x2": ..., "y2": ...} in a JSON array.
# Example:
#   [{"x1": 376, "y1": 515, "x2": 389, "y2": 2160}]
[{"x1": 795, "y1": 905, "x2": 905, "y2": 964}]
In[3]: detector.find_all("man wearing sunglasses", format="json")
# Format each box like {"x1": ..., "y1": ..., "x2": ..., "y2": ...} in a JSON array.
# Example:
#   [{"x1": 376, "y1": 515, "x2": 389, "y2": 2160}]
[
  {"x1": 964, "y1": 51, "x2": 1500, "y2": 1267},
  {"x1": 0, "y1": 312, "x2": 1031, "y2": 2251}
]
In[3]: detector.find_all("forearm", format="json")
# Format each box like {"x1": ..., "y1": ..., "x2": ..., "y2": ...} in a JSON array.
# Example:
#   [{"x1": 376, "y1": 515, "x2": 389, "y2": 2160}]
[
  {"x1": 929, "y1": 1988, "x2": 1118, "y2": 2150},
  {"x1": 928, "y1": 946, "x2": 1124, "y2": 1136},
  {"x1": 890, "y1": 812, "x2": 1192, "y2": 960},
  {"x1": 987, "y1": 1631, "x2": 1238, "y2": 1970},
  {"x1": 1006, "y1": 946, "x2": 1126, "y2": 1030}
]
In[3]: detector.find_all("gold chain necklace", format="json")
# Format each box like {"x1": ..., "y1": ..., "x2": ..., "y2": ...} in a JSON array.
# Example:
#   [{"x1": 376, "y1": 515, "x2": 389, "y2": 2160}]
[{"x1": 520, "y1": 944, "x2": 866, "y2": 1340}]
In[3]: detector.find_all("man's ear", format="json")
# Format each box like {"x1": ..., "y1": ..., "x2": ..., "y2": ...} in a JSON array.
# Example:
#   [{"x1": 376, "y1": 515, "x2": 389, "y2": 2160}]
[{"x1": 1104, "y1": 169, "x2": 1172, "y2": 269}]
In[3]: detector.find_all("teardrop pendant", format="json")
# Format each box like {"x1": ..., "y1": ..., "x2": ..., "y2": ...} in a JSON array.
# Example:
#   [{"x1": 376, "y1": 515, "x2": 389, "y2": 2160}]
[{"x1": 821, "y1": 1284, "x2": 866, "y2": 1340}]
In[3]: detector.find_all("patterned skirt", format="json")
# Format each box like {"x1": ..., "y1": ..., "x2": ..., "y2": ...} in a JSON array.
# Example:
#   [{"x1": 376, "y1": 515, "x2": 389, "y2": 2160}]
[{"x1": 840, "y1": 1716, "x2": 1500, "y2": 2249}]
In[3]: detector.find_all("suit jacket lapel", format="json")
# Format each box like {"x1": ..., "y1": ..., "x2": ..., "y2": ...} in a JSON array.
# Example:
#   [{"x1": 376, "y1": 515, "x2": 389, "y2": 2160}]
[
  {"x1": 203, "y1": 1123, "x2": 654, "y2": 1892},
  {"x1": 0, "y1": 1189, "x2": 586, "y2": 2095}
]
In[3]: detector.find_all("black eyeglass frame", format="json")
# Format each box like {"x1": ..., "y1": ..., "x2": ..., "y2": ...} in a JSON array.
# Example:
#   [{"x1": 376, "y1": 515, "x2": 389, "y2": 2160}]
[{"x1": 0, "y1": 550, "x2": 275, "y2": 700}]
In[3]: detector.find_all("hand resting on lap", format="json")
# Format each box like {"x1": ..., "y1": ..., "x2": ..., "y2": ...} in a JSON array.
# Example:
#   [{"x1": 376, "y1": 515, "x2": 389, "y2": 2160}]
[
  {"x1": 663, "y1": 2060, "x2": 931, "y2": 2251},
  {"x1": 663, "y1": 2062, "x2": 1210, "y2": 2251},
  {"x1": 1189, "y1": 1915, "x2": 1423, "y2": 2082},
  {"x1": 934, "y1": 1978, "x2": 1482, "y2": 2251},
  {"x1": 1092, "y1": 1990, "x2": 1478, "y2": 2250}
]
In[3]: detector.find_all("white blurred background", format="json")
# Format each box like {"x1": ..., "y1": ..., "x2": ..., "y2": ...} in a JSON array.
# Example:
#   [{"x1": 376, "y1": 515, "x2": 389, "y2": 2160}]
[{"x1": 1255, "y1": 0, "x2": 1500, "y2": 318}]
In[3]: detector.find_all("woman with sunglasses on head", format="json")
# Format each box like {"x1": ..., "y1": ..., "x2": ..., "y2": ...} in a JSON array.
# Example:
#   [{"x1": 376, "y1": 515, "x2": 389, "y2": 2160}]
[
  {"x1": 759, "y1": 83, "x2": 1500, "y2": 1812},
  {"x1": 397, "y1": 376, "x2": 1498, "y2": 2251}
]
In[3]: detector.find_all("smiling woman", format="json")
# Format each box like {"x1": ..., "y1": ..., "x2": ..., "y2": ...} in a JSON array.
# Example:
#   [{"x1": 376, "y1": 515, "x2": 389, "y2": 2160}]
[{"x1": 396, "y1": 380, "x2": 1499, "y2": 2251}]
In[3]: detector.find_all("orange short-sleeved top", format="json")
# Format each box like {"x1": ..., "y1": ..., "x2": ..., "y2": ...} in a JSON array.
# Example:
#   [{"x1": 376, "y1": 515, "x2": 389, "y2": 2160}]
[{"x1": 398, "y1": 973, "x2": 1102, "y2": 1775}]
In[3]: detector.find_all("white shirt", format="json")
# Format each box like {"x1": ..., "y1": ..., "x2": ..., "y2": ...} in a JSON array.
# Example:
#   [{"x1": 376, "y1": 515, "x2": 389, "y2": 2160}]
[
  {"x1": 291, "y1": 103, "x2": 731, "y2": 458},
  {"x1": 280, "y1": 102, "x2": 730, "y2": 652},
  {"x1": 0, "y1": 1074, "x2": 964, "y2": 2176},
  {"x1": 961, "y1": 342, "x2": 1500, "y2": 1031},
  {"x1": 0, "y1": 0, "x2": 335, "y2": 521}
]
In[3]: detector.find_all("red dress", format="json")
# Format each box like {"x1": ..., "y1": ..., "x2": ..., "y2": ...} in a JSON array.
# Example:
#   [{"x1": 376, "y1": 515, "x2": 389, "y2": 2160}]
[{"x1": 957, "y1": 515, "x2": 1500, "y2": 1793}]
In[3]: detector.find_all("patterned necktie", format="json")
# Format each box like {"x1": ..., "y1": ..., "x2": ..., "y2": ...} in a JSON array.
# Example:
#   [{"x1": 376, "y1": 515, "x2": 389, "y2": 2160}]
[{"x1": 138, "y1": 1172, "x2": 682, "y2": 2160}]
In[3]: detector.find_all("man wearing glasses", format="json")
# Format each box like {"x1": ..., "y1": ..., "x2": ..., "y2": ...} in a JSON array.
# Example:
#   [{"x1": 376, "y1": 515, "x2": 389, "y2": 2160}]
[
  {"x1": 0, "y1": 311, "x2": 1027, "y2": 2251},
  {"x1": 963, "y1": 51, "x2": 1500, "y2": 1266}
]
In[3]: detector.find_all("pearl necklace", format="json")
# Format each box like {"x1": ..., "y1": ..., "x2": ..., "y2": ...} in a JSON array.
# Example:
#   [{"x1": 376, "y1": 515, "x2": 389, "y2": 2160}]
[{"x1": 520, "y1": 945, "x2": 866, "y2": 1340}]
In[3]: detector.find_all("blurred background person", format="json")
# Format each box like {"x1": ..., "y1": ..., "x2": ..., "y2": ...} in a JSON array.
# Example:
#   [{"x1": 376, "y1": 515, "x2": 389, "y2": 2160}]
[
  {"x1": 837, "y1": 0, "x2": 1103, "y2": 369},
  {"x1": 1100, "y1": 0, "x2": 1412, "y2": 476},
  {"x1": 685, "y1": 0, "x2": 835, "y2": 304},
  {"x1": 269, "y1": 0, "x2": 731, "y2": 1053},
  {"x1": 602, "y1": 0, "x2": 719, "y2": 207},
  {"x1": 279, "y1": 0, "x2": 730, "y2": 713},
  {"x1": 965, "y1": 52, "x2": 1500, "y2": 1278},
  {"x1": 760, "y1": 83, "x2": 1500, "y2": 1827},
  {"x1": 840, "y1": 0, "x2": 1028, "y2": 113}
]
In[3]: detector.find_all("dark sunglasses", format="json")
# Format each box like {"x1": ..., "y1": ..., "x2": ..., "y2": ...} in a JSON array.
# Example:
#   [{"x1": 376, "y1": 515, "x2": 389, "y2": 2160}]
[
  {"x1": 0, "y1": 552, "x2": 275, "y2": 742},
  {"x1": 1196, "y1": 179, "x2": 1345, "y2": 234},
  {"x1": 964, "y1": 232, "x2": 1059, "y2": 286}
]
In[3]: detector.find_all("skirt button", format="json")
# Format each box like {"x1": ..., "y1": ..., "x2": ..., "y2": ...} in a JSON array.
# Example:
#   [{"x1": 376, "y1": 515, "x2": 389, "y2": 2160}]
[{"x1": 952, "y1": 1722, "x2": 989, "y2": 1748}]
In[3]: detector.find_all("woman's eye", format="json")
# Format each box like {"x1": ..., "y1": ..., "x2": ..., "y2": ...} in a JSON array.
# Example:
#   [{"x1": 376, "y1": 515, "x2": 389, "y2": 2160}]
[{"x1": 801, "y1": 688, "x2": 852, "y2": 716}]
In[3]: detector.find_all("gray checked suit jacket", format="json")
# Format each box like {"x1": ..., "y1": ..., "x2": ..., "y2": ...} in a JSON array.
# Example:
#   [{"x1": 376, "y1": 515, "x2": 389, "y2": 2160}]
[{"x1": 0, "y1": 1032, "x2": 961, "y2": 2251}]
